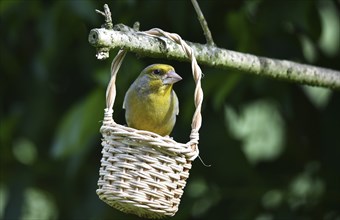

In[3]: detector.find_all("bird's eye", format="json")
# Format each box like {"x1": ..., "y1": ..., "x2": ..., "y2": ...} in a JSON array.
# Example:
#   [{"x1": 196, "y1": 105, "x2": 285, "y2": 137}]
[{"x1": 153, "y1": 69, "x2": 162, "y2": 75}]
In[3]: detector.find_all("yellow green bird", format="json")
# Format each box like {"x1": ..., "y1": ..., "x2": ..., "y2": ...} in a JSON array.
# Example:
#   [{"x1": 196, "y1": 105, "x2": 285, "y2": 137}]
[{"x1": 123, "y1": 64, "x2": 182, "y2": 136}]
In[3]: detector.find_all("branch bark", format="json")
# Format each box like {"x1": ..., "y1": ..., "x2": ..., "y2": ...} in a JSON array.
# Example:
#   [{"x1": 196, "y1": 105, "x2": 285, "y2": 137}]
[{"x1": 88, "y1": 25, "x2": 340, "y2": 90}]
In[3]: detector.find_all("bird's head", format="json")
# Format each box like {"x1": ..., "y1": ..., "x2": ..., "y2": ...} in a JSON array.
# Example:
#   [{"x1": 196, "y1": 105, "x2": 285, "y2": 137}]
[{"x1": 138, "y1": 64, "x2": 182, "y2": 93}]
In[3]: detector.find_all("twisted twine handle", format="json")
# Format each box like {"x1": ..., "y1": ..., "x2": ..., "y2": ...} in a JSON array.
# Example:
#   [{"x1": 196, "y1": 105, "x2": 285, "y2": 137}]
[
  {"x1": 105, "y1": 28, "x2": 204, "y2": 146},
  {"x1": 105, "y1": 49, "x2": 127, "y2": 112}
]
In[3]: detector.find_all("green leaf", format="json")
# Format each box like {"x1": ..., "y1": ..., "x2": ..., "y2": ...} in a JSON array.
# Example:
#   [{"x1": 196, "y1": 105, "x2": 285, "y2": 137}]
[
  {"x1": 50, "y1": 88, "x2": 104, "y2": 159},
  {"x1": 13, "y1": 137, "x2": 37, "y2": 165},
  {"x1": 22, "y1": 188, "x2": 58, "y2": 220},
  {"x1": 302, "y1": 85, "x2": 332, "y2": 109},
  {"x1": 318, "y1": 0, "x2": 340, "y2": 57},
  {"x1": 213, "y1": 72, "x2": 241, "y2": 110},
  {"x1": 225, "y1": 100, "x2": 285, "y2": 164}
]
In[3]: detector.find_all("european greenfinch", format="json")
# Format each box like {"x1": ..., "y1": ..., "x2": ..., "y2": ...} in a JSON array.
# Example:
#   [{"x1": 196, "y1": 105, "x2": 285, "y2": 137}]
[{"x1": 123, "y1": 64, "x2": 182, "y2": 136}]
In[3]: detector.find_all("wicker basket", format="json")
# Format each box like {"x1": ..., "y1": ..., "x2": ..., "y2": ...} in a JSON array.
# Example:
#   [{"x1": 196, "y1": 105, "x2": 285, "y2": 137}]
[{"x1": 96, "y1": 29, "x2": 203, "y2": 219}]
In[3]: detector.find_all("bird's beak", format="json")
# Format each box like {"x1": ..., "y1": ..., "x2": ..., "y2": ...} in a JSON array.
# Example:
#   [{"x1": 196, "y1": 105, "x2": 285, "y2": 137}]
[{"x1": 162, "y1": 70, "x2": 182, "y2": 85}]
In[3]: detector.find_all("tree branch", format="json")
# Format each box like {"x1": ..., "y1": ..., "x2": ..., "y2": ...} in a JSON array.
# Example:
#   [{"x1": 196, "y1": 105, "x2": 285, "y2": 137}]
[{"x1": 89, "y1": 25, "x2": 340, "y2": 90}]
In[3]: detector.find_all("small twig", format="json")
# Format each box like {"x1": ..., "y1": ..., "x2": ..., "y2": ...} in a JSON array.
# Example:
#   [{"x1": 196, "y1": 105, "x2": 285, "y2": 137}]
[
  {"x1": 133, "y1": 21, "x2": 140, "y2": 31},
  {"x1": 94, "y1": 4, "x2": 113, "y2": 59},
  {"x1": 95, "y1": 4, "x2": 113, "y2": 29},
  {"x1": 191, "y1": 0, "x2": 215, "y2": 46}
]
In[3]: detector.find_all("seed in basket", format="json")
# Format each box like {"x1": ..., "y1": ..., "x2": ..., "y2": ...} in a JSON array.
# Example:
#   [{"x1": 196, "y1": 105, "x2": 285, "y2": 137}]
[{"x1": 123, "y1": 64, "x2": 182, "y2": 136}]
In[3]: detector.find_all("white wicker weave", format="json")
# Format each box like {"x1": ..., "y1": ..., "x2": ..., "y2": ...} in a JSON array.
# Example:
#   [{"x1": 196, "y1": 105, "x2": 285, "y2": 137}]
[{"x1": 96, "y1": 28, "x2": 203, "y2": 219}]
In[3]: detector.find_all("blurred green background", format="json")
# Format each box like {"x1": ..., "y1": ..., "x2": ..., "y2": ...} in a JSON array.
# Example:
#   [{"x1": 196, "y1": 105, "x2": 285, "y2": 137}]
[{"x1": 1, "y1": 0, "x2": 340, "y2": 219}]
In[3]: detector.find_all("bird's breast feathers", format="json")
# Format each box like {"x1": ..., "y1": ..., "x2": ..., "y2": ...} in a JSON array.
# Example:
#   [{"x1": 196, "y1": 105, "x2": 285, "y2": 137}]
[{"x1": 123, "y1": 88, "x2": 178, "y2": 135}]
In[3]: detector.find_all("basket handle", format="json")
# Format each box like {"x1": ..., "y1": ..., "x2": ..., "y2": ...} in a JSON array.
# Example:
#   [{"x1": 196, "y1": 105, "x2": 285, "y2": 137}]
[
  {"x1": 105, "y1": 49, "x2": 127, "y2": 112},
  {"x1": 105, "y1": 28, "x2": 203, "y2": 145}
]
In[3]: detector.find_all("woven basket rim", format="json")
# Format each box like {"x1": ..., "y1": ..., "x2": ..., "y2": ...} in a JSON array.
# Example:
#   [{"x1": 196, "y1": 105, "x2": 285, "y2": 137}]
[{"x1": 101, "y1": 109, "x2": 198, "y2": 160}]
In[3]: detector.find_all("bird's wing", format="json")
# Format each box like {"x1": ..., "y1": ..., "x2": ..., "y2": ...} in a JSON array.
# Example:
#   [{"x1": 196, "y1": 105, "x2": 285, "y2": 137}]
[
  {"x1": 173, "y1": 90, "x2": 179, "y2": 115},
  {"x1": 122, "y1": 91, "x2": 128, "y2": 109}
]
